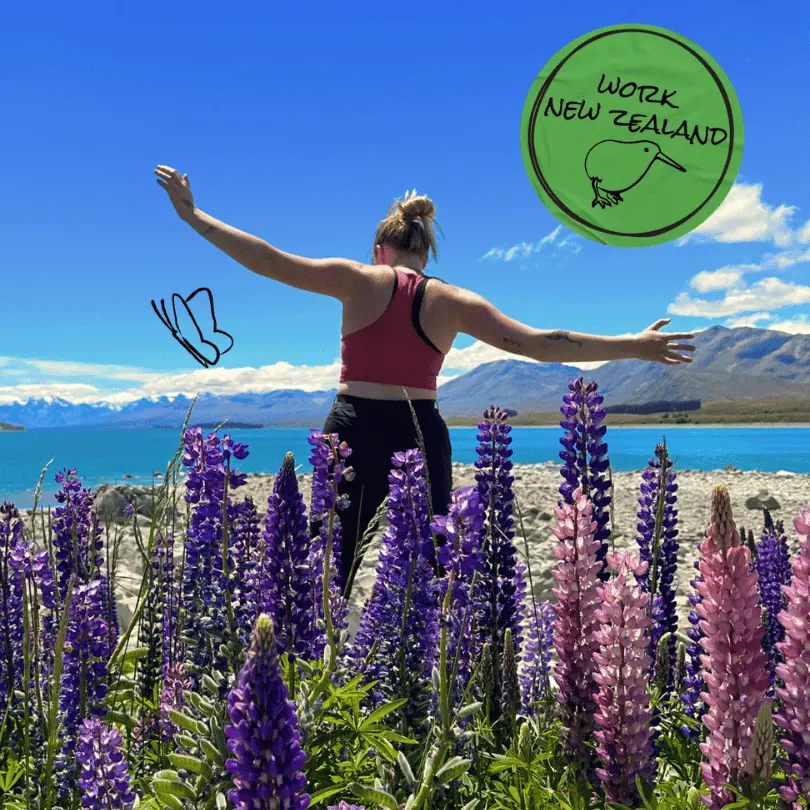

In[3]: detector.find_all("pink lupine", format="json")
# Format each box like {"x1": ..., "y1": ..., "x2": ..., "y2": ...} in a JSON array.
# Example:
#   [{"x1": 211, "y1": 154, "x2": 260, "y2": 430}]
[
  {"x1": 773, "y1": 505, "x2": 810, "y2": 807},
  {"x1": 551, "y1": 487, "x2": 602, "y2": 766},
  {"x1": 593, "y1": 552, "x2": 655, "y2": 807},
  {"x1": 696, "y1": 486, "x2": 769, "y2": 810}
]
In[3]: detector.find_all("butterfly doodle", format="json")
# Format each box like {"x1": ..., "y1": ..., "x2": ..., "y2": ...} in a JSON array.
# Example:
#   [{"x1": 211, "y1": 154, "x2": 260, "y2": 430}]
[{"x1": 151, "y1": 287, "x2": 234, "y2": 368}]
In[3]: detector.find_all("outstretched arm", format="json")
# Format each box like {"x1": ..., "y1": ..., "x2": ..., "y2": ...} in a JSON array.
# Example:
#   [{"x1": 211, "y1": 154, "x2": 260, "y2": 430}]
[
  {"x1": 453, "y1": 289, "x2": 694, "y2": 364},
  {"x1": 155, "y1": 165, "x2": 363, "y2": 300}
]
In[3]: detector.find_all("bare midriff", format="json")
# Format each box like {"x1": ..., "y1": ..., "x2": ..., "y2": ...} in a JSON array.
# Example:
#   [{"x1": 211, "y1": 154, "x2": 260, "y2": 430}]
[{"x1": 337, "y1": 380, "x2": 438, "y2": 401}]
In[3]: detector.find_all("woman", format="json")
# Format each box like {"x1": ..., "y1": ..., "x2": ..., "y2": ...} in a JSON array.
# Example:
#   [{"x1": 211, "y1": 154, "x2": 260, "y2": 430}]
[{"x1": 155, "y1": 166, "x2": 694, "y2": 594}]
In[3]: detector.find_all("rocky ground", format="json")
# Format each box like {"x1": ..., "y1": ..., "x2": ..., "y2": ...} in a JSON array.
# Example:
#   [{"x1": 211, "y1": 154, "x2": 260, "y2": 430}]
[{"x1": 24, "y1": 463, "x2": 810, "y2": 637}]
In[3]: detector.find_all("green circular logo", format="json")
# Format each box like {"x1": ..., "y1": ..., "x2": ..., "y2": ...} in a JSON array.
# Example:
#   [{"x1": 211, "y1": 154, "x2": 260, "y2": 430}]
[{"x1": 520, "y1": 24, "x2": 744, "y2": 247}]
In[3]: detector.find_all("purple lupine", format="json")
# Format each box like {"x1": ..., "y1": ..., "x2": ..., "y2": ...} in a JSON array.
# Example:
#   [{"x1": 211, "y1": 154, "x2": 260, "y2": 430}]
[
  {"x1": 697, "y1": 486, "x2": 769, "y2": 810},
  {"x1": 327, "y1": 803, "x2": 365, "y2": 810},
  {"x1": 229, "y1": 494, "x2": 263, "y2": 642},
  {"x1": 431, "y1": 485, "x2": 486, "y2": 706},
  {"x1": 159, "y1": 661, "x2": 192, "y2": 742},
  {"x1": 225, "y1": 614, "x2": 310, "y2": 810},
  {"x1": 773, "y1": 506, "x2": 810, "y2": 807},
  {"x1": 181, "y1": 428, "x2": 247, "y2": 675},
  {"x1": 683, "y1": 552, "x2": 707, "y2": 737},
  {"x1": 474, "y1": 406, "x2": 524, "y2": 715},
  {"x1": 58, "y1": 579, "x2": 112, "y2": 790},
  {"x1": 52, "y1": 469, "x2": 104, "y2": 601},
  {"x1": 558, "y1": 379, "x2": 611, "y2": 581},
  {"x1": 0, "y1": 505, "x2": 25, "y2": 716},
  {"x1": 593, "y1": 552, "x2": 655, "y2": 807},
  {"x1": 551, "y1": 488, "x2": 602, "y2": 766},
  {"x1": 756, "y1": 520, "x2": 792, "y2": 688},
  {"x1": 76, "y1": 715, "x2": 136, "y2": 809},
  {"x1": 521, "y1": 600, "x2": 555, "y2": 716},
  {"x1": 99, "y1": 573, "x2": 119, "y2": 651},
  {"x1": 351, "y1": 449, "x2": 441, "y2": 719},
  {"x1": 634, "y1": 443, "x2": 679, "y2": 686},
  {"x1": 263, "y1": 453, "x2": 319, "y2": 660},
  {"x1": 307, "y1": 429, "x2": 352, "y2": 652}
]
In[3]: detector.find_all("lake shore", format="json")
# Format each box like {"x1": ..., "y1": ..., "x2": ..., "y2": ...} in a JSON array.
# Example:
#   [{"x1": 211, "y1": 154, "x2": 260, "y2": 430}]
[{"x1": 24, "y1": 461, "x2": 805, "y2": 636}]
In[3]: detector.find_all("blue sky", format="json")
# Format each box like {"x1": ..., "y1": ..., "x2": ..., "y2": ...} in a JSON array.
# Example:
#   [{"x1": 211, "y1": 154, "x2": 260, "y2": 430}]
[{"x1": 1, "y1": 0, "x2": 809, "y2": 405}]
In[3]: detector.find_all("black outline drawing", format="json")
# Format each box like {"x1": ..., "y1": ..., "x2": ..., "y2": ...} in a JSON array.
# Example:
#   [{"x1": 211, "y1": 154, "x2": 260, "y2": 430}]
[
  {"x1": 151, "y1": 287, "x2": 234, "y2": 368},
  {"x1": 585, "y1": 139, "x2": 687, "y2": 208}
]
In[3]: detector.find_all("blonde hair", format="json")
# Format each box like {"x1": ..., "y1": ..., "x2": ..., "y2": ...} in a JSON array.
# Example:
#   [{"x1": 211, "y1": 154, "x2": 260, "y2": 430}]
[{"x1": 372, "y1": 189, "x2": 441, "y2": 264}]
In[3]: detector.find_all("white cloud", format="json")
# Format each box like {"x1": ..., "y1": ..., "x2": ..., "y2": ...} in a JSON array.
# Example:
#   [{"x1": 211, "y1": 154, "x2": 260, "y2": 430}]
[
  {"x1": 800, "y1": 220, "x2": 810, "y2": 243},
  {"x1": 669, "y1": 278, "x2": 810, "y2": 318},
  {"x1": 724, "y1": 312, "x2": 774, "y2": 328},
  {"x1": 687, "y1": 248, "x2": 810, "y2": 293},
  {"x1": 480, "y1": 225, "x2": 581, "y2": 262},
  {"x1": 690, "y1": 269, "x2": 743, "y2": 292},
  {"x1": 762, "y1": 315, "x2": 810, "y2": 334},
  {"x1": 678, "y1": 183, "x2": 798, "y2": 246}
]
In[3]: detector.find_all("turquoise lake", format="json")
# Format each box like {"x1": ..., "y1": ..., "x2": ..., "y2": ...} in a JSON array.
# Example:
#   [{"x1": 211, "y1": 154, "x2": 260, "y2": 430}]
[{"x1": 1, "y1": 425, "x2": 809, "y2": 509}]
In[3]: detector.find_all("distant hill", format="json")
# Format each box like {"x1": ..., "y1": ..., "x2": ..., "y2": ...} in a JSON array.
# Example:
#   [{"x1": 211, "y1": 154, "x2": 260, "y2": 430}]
[
  {"x1": 4, "y1": 326, "x2": 810, "y2": 428},
  {"x1": 0, "y1": 421, "x2": 24, "y2": 431}
]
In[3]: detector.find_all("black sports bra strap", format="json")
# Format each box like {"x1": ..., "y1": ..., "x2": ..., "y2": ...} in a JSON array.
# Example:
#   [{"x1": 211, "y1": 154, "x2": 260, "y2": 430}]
[{"x1": 411, "y1": 277, "x2": 442, "y2": 354}]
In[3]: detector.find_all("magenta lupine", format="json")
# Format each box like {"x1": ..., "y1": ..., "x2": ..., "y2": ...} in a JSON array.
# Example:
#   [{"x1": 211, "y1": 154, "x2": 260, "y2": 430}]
[
  {"x1": 592, "y1": 552, "x2": 655, "y2": 807},
  {"x1": 696, "y1": 486, "x2": 770, "y2": 810},
  {"x1": 263, "y1": 453, "x2": 320, "y2": 660},
  {"x1": 558, "y1": 379, "x2": 611, "y2": 580},
  {"x1": 521, "y1": 600, "x2": 555, "y2": 716},
  {"x1": 431, "y1": 485, "x2": 486, "y2": 706},
  {"x1": 551, "y1": 488, "x2": 602, "y2": 765},
  {"x1": 225, "y1": 614, "x2": 310, "y2": 810},
  {"x1": 76, "y1": 715, "x2": 136, "y2": 809},
  {"x1": 773, "y1": 505, "x2": 810, "y2": 807},
  {"x1": 52, "y1": 468, "x2": 104, "y2": 601},
  {"x1": 327, "y1": 804, "x2": 365, "y2": 810},
  {"x1": 351, "y1": 449, "x2": 441, "y2": 720}
]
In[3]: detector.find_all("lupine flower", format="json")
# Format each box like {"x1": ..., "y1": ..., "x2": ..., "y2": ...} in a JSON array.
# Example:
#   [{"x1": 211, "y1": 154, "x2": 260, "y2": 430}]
[
  {"x1": 474, "y1": 406, "x2": 524, "y2": 715},
  {"x1": 431, "y1": 485, "x2": 486, "y2": 705},
  {"x1": 558, "y1": 379, "x2": 611, "y2": 580},
  {"x1": 696, "y1": 486, "x2": 769, "y2": 810},
  {"x1": 593, "y1": 552, "x2": 655, "y2": 808},
  {"x1": 746, "y1": 700, "x2": 774, "y2": 783},
  {"x1": 159, "y1": 661, "x2": 192, "y2": 742},
  {"x1": 327, "y1": 803, "x2": 365, "y2": 810},
  {"x1": 224, "y1": 614, "x2": 310, "y2": 810},
  {"x1": 263, "y1": 453, "x2": 319, "y2": 660},
  {"x1": 756, "y1": 521, "x2": 791, "y2": 687},
  {"x1": 1, "y1": 506, "x2": 25, "y2": 715},
  {"x1": 52, "y1": 469, "x2": 104, "y2": 601},
  {"x1": 683, "y1": 556, "x2": 707, "y2": 737},
  {"x1": 307, "y1": 430, "x2": 351, "y2": 649},
  {"x1": 500, "y1": 627, "x2": 520, "y2": 724},
  {"x1": 351, "y1": 449, "x2": 440, "y2": 721},
  {"x1": 551, "y1": 488, "x2": 602, "y2": 764},
  {"x1": 58, "y1": 579, "x2": 112, "y2": 789},
  {"x1": 181, "y1": 428, "x2": 247, "y2": 676},
  {"x1": 229, "y1": 494, "x2": 263, "y2": 642},
  {"x1": 773, "y1": 505, "x2": 810, "y2": 807},
  {"x1": 76, "y1": 715, "x2": 136, "y2": 809},
  {"x1": 634, "y1": 443, "x2": 679, "y2": 684},
  {"x1": 520, "y1": 600, "x2": 555, "y2": 716}
]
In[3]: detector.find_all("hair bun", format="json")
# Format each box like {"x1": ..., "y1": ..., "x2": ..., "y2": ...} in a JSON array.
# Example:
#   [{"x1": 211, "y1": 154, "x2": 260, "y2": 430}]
[{"x1": 398, "y1": 190, "x2": 436, "y2": 223}]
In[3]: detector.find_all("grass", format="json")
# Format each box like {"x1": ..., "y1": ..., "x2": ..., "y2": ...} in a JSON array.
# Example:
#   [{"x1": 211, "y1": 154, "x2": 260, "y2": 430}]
[{"x1": 445, "y1": 398, "x2": 810, "y2": 427}]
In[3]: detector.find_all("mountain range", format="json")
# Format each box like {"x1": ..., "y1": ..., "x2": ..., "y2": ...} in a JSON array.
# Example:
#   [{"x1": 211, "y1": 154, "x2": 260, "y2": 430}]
[{"x1": 3, "y1": 326, "x2": 810, "y2": 429}]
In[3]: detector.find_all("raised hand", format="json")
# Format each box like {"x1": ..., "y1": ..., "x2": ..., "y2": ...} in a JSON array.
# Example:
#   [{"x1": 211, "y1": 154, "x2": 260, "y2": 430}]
[
  {"x1": 155, "y1": 165, "x2": 196, "y2": 222},
  {"x1": 634, "y1": 318, "x2": 695, "y2": 365}
]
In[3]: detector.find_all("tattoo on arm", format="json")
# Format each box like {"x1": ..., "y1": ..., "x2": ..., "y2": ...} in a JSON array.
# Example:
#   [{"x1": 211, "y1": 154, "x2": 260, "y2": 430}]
[
  {"x1": 502, "y1": 337, "x2": 524, "y2": 351},
  {"x1": 201, "y1": 225, "x2": 217, "y2": 237},
  {"x1": 182, "y1": 199, "x2": 194, "y2": 210},
  {"x1": 545, "y1": 330, "x2": 582, "y2": 348}
]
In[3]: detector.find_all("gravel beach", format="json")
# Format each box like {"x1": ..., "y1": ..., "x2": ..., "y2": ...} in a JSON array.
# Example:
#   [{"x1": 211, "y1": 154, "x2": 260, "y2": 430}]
[{"x1": 31, "y1": 463, "x2": 810, "y2": 637}]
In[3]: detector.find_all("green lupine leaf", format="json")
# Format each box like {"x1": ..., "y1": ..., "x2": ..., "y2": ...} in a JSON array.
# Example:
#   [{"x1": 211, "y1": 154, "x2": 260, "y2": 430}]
[
  {"x1": 166, "y1": 710, "x2": 201, "y2": 734},
  {"x1": 105, "y1": 710, "x2": 140, "y2": 730},
  {"x1": 153, "y1": 778, "x2": 197, "y2": 800},
  {"x1": 199, "y1": 738, "x2": 223, "y2": 764},
  {"x1": 307, "y1": 785, "x2": 347, "y2": 806},
  {"x1": 348, "y1": 782, "x2": 398, "y2": 810},
  {"x1": 359, "y1": 698, "x2": 408, "y2": 730},
  {"x1": 435, "y1": 755, "x2": 471, "y2": 785}
]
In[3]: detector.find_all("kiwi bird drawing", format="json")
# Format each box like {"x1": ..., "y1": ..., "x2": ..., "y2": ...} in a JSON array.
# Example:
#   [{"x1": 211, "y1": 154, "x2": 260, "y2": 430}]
[{"x1": 585, "y1": 139, "x2": 687, "y2": 209}]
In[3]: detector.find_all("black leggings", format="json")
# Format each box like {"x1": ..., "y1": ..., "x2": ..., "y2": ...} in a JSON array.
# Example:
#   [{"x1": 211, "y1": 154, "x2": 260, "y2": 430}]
[{"x1": 310, "y1": 394, "x2": 453, "y2": 596}]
